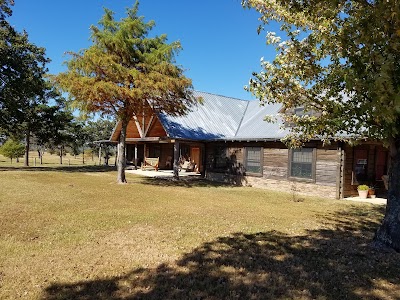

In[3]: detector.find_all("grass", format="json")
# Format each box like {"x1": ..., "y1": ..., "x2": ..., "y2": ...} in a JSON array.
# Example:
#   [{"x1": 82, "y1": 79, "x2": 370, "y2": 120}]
[{"x1": 0, "y1": 159, "x2": 399, "y2": 299}]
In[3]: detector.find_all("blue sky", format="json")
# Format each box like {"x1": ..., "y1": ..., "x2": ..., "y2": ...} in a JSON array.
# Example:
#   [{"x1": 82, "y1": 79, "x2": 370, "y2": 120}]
[{"x1": 9, "y1": 0, "x2": 278, "y2": 100}]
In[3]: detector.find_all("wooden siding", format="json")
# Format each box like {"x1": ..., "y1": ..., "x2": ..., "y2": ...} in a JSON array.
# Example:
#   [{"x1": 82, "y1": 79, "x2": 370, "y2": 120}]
[
  {"x1": 205, "y1": 143, "x2": 215, "y2": 169},
  {"x1": 112, "y1": 115, "x2": 167, "y2": 141},
  {"x1": 263, "y1": 148, "x2": 288, "y2": 179},
  {"x1": 206, "y1": 142, "x2": 342, "y2": 198},
  {"x1": 147, "y1": 117, "x2": 167, "y2": 137},
  {"x1": 159, "y1": 144, "x2": 173, "y2": 169},
  {"x1": 228, "y1": 147, "x2": 243, "y2": 163},
  {"x1": 315, "y1": 149, "x2": 339, "y2": 187},
  {"x1": 126, "y1": 119, "x2": 141, "y2": 139}
]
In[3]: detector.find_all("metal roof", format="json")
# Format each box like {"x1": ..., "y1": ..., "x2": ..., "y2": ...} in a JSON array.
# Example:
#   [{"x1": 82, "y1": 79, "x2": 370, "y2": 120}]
[
  {"x1": 158, "y1": 91, "x2": 287, "y2": 141},
  {"x1": 235, "y1": 100, "x2": 288, "y2": 140}
]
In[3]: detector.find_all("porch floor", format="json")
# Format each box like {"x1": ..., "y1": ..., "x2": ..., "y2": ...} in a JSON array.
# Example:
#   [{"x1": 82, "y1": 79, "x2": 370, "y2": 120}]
[
  {"x1": 343, "y1": 196, "x2": 386, "y2": 205},
  {"x1": 126, "y1": 168, "x2": 201, "y2": 178}
]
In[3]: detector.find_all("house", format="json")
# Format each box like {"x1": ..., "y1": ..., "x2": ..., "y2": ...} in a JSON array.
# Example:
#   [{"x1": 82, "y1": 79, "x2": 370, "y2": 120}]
[{"x1": 109, "y1": 91, "x2": 389, "y2": 199}]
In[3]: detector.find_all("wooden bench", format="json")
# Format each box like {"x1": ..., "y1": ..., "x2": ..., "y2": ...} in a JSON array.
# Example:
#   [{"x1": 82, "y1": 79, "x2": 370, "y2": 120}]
[{"x1": 141, "y1": 157, "x2": 159, "y2": 171}]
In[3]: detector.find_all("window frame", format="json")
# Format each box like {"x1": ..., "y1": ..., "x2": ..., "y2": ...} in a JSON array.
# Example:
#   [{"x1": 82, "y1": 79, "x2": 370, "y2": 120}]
[
  {"x1": 244, "y1": 146, "x2": 263, "y2": 176},
  {"x1": 288, "y1": 148, "x2": 316, "y2": 182}
]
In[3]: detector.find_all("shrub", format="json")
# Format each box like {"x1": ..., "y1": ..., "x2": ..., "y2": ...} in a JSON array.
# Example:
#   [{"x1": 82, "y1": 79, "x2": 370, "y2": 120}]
[{"x1": 0, "y1": 139, "x2": 25, "y2": 163}]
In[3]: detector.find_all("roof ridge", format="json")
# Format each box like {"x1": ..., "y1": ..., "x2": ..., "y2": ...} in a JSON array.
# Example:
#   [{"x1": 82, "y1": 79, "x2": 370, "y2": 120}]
[
  {"x1": 194, "y1": 90, "x2": 250, "y2": 103},
  {"x1": 234, "y1": 100, "x2": 250, "y2": 137}
]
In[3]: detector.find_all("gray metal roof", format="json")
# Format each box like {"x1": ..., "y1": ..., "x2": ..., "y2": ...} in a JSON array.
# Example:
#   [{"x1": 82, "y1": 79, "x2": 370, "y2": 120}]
[
  {"x1": 158, "y1": 91, "x2": 287, "y2": 141},
  {"x1": 235, "y1": 100, "x2": 288, "y2": 140}
]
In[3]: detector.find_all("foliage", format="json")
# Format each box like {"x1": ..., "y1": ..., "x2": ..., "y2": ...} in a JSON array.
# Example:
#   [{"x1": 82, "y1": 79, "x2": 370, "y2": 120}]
[
  {"x1": 357, "y1": 184, "x2": 369, "y2": 191},
  {"x1": 0, "y1": 0, "x2": 67, "y2": 166},
  {"x1": 82, "y1": 118, "x2": 116, "y2": 162},
  {"x1": 52, "y1": 1, "x2": 196, "y2": 182},
  {"x1": 84, "y1": 118, "x2": 115, "y2": 150},
  {"x1": 243, "y1": 0, "x2": 400, "y2": 252},
  {"x1": 0, "y1": 139, "x2": 24, "y2": 161},
  {"x1": 242, "y1": 0, "x2": 400, "y2": 146},
  {"x1": 0, "y1": 0, "x2": 13, "y2": 21},
  {"x1": 0, "y1": 2, "x2": 49, "y2": 133}
]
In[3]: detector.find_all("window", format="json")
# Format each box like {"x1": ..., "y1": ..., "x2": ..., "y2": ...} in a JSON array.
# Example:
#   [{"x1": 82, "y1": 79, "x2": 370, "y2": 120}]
[
  {"x1": 245, "y1": 147, "x2": 262, "y2": 175},
  {"x1": 290, "y1": 148, "x2": 314, "y2": 179}
]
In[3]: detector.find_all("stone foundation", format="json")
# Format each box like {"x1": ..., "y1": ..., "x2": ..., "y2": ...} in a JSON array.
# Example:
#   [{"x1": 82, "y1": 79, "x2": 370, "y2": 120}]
[
  {"x1": 206, "y1": 171, "x2": 337, "y2": 199},
  {"x1": 246, "y1": 177, "x2": 337, "y2": 199}
]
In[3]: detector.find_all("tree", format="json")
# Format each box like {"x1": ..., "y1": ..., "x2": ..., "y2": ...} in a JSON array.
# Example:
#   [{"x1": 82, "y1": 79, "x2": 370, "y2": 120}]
[
  {"x1": 0, "y1": 0, "x2": 13, "y2": 22},
  {"x1": 0, "y1": 139, "x2": 24, "y2": 163},
  {"x1": 31, "y1": 88, "x2": 73, "y2": 164},
  {"x1": 19, "y1": 87, "x2": 70, "y2": 166},
  {"x1": 242, "y1": 0, "x2": 400, "y2": 251},
  {"x1": 0, "y1": 1, "x2": 49, "y2": 121},
  {"x1": 36, "y1": 107, "x2": 74, "y2": 165},
  {"x1": 53, "y1": 1, "x2": 196, "y2": 183},
  {"x1": 84, "y1": 118, "x2": 116, "y2": 163},
  {"x1": 0, "y1": 0, "x2": 51, "y2": 166}
]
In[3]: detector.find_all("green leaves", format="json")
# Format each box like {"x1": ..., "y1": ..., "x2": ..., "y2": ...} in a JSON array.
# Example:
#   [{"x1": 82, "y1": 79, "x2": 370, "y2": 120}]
[
  {"x1": 0, "y1": 139, "x2": 25, "y2": 161},
  {"x1": 243, "y1": 0, "x2": 400, "y2": 145}
]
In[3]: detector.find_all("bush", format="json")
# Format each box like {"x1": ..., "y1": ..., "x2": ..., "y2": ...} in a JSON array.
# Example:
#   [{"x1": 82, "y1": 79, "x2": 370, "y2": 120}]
[{"x1": 0, "y1": 139, "x2": 25, "y2": 162}]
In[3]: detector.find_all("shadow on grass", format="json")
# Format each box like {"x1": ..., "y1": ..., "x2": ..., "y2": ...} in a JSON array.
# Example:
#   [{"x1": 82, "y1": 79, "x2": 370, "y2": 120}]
[
  {"x1": 140, "y1": 176, "x2": 242, "y2": 188},
  {"x1": 0, "y1": 165, "x2": 116, "y2": 173},
  {"x1": 42, "y1": 205, "x2": 400, "y2": 300}
]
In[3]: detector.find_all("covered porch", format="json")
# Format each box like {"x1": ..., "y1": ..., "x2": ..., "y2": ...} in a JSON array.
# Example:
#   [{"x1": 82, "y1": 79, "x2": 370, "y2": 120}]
[
  {"x1": 124, "y1": 138, "x2": 206, "y2": 175},
  {"x1": 126, "y1": 168, "x2": 201, "y2": 178},
  {"x1": 342, "y1": 142, "x2": 389, "y2": 198}
]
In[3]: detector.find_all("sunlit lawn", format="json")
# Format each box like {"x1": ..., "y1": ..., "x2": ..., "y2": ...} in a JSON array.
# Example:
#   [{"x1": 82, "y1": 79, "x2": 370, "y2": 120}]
[{"x1": 0, "y1": 158, "x2": 399, "y2": 299}]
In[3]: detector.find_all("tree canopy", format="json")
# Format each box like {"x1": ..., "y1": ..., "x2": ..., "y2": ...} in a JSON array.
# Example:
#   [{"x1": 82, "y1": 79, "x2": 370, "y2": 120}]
[
  {"x1": 243, "y1": 0, "x2": 399, "y2": 145},
  {"x1": 0, "y1": 2, "x2": 49, "y2": 128},
  {"x1": 242, "y1": 0, "x2": 400, "y2": 251},
  {"x1": 53, "y1": 1, "x2": 197, "y2": 183}
]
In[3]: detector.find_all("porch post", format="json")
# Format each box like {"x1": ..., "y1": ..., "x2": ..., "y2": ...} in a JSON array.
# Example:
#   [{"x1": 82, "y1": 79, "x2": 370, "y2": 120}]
[
  {"x1": 134, "y1": 144, "x2": 138, "y2": 170},
  {"x1": 173, "y1": 141, "x2": 180, "y2": 179},
  {"x1": 98, "y1": 144, "x2": 102, "y2": 165}
]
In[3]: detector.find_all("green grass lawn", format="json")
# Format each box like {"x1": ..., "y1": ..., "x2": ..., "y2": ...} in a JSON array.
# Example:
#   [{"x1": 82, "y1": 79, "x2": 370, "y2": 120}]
[{"x1": 0, "y1": 163, "x2": 399, "y2": 299}]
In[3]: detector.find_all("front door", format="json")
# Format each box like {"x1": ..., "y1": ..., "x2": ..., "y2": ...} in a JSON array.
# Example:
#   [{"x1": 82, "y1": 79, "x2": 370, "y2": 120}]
[{"x1": 191, "y1": 147, "x2": 201, "y2": 172}]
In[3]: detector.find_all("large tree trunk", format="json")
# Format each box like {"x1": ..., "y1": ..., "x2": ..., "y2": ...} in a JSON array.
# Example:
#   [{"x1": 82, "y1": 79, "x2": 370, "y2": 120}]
[
  {"x1": 24, "y1": 129, "x2": 30, "y2": 167},
  {"x1": 373, "y1": 138, "x2": 400, "y2": 252},
  {"x1": 116, "y1": 119, "x2": 128, "y2": 183}
]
